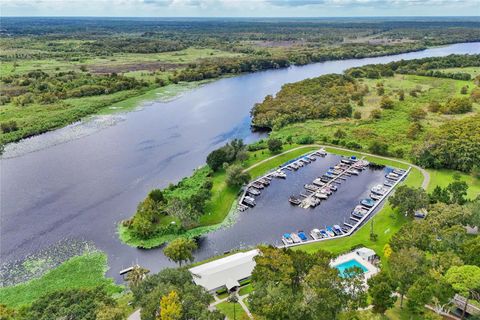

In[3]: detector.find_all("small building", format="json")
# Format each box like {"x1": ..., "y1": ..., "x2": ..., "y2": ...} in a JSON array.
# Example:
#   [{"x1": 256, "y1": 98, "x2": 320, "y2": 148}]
[
  {"x1": 189, "y1": 249, "x2": 259, "y2": 292},
  {"x1": 354, "y1": 247, "x2": 377, "y2": 263}
]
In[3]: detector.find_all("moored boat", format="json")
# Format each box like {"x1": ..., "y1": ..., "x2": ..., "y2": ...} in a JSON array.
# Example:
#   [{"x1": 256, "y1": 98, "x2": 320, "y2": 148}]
[{"x1": 361, "y1": 198, "x2": 375, "y2": 208}]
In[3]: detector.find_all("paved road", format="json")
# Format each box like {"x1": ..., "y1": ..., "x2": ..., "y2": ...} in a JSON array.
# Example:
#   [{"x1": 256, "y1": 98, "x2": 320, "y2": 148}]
[{"x1": 244, "y1": 144, "x2": 430, "y2": 189}]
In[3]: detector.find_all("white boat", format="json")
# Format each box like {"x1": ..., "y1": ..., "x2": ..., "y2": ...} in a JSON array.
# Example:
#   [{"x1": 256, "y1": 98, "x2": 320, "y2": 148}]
[
  {"x1": 310, "y1": 229, "x2": 322, "y2": 239},
  {"x1": 291, "y1": 233, "x2": 302, "y2": 243},
  {"x1": 371, "y1": 184, "x2": 387, "y2": 195}
]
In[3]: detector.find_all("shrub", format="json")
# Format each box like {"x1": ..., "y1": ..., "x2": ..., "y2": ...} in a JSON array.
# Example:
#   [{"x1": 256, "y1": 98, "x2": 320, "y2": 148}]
[
  {"x1": 460, "y1": 86, "x2": 468, "y2": 94},
  {"x1": 297, "y1": 135, "x2": 315, "y2": 145},
  {"x1": 427, "y1": 101, "x2": 441, "y2": 112},
  {"x1": 369, "y1": 140, "x2": 389, "y2": 156},
  {"x1": 409, "y1": 108, "x2": 427, "y2": 121},
  {"x1": 370, "y1": 109, "x2": 382, "y2": 119},
  {"x1": 380, "y1": 96, "x2": 394, "y2": 109},
  {"x1": 0, "y1": 120, "x2": 19, "y2": 133},
  {"x1": 267, "y1": 138, "x2": 283, "y2": 153},
  {"x1": 353, "y1": 111, "x2": 362, "y2": 119}
]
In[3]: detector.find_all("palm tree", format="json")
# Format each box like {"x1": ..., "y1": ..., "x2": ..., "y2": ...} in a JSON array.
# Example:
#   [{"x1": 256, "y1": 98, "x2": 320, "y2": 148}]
[
  {"x1": 227, "y1": 293, "x2": 239, "y2": 320},
  {"x1": 125, "y1": 265, "x2": 150, "y2": 288}
]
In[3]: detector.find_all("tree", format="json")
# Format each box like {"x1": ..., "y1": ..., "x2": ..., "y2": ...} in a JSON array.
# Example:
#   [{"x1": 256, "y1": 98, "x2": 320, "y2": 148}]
[
  {"x1": 225, "y1": 164, "x2": 250, "y2": 187},
  {"x1": 461, "y1": 236, "x2": 480, "y2": 266},
  {"x1": 267, "y1": 138, "x2": 283, "y2": 153},
  {"x1": 126, "y1": 265, "x2": 150, "y2": 289},
  {"x1": 159, "y1": 291, "x2": 182, "y2": 320},
  {"x1": 407, "y1": 276, "x2": 435, "y2": 314},
  {"x1": 429, "y1": 186, "x2": 450, "y2": 204},
  {"x1": 132, "y1": 268, "x2": 222, "y2": 320},
  {"x1": 353, "y1": 110, "x2": 361, "y2": 119},
  {"x1": 398, "y1": 90, "x2": 405, "y2": 101},
  {"x1": 166, "y1": 198, "x2": 199, "y2": 229},
  {"x1": 383, "y1": 244, "x2": 392, "y2": 259},
  {"x1": 21, "y1": 287, "x2": 115, "y2": 320},
  {"x1": 206, "y1": 148, "x2": 228, "y2": 171},
  {"x1": 389, "y1": 185, "x2": 429, "y2": 217},
  {"x1": 132, "y1": 209, "x2": 156, "y2": 238},
  {"x1": 368, "y1": 272, "x2": 397, "y2": 314},
  {"x1": 163, "y1": 238, "x2": 197, "y2": 266},
  {"x1": 445, "y1": 265, "x2": 480, "y2": 319},
  {"x1": 390, "y1": 247, "x2": 426, "y2": 308},
  {"x1": 446, "y1": 181, "x2": 468, "y2": 205},
  {"x1": 460, "y1": 86, "x2": 468, "y2": 94},
  {"x1": 380, "y1": 96, "x2": 394, "y2": 109},
  {"x1": 227, "y1": 293, "x2": 239, "y2": 320},
  {"x1": 303, "y1": 265, "x2": 347, "y2": 319}
]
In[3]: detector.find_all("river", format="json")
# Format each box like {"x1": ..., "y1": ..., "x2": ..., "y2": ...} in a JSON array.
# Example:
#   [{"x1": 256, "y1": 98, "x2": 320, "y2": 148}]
[{"x1": 1, "y1": 42, "x2": 478, "y2": 282}]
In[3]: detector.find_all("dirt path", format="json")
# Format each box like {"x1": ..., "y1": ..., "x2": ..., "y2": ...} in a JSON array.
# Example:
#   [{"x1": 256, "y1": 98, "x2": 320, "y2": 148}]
[{"x1": 244, "y1": 144, "x2": 430, "y2": 190}]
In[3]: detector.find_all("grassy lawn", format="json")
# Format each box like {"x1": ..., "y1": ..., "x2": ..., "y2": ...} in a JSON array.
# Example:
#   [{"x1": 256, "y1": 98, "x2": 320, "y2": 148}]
[
  {"x1": 246, "y1": 146, "x2": 319, "y2": 179},
  {"x1": 0, "y1": 251, "x2": 121, "y2": 308},
  {"x1": 215, "y1": 301, "x2": 248, "y2": 320},
  {"x1": 238, "y1": 284, "x2": 254, "y2": 296},
  {"x1": 427, "y1": 168, "x2": 480, "y2": 199}
]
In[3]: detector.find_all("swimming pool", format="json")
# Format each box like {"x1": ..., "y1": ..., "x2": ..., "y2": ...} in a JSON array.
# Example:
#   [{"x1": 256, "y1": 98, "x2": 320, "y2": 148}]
[{"x1": 334, "y1": 259, "x2": 368, "y2": 278}]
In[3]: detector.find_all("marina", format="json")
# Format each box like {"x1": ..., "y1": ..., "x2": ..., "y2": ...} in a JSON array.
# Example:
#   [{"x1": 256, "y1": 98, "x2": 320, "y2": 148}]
[{"x1": 233, "y1": 148, "x2": 409, "y2": 250}]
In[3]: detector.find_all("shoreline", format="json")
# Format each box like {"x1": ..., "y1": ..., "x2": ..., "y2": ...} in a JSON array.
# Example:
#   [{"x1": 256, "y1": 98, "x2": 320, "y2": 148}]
[{"x1": 3, "y1": 41, "x2": 476, "y2": 150}]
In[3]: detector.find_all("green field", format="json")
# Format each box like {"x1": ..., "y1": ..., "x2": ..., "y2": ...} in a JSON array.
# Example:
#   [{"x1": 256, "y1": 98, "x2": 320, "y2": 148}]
[
  {"x1": 215, "y1": 301, "x2": 248, "y2": 320},
  {"x1": 427, "y1": 168, "x2": 480, "y2": 199},
  {"x1": 272, "y1": 73, "x2": 479, "y2": 158},
  {"x1": 0, "y1": 251, "x2": 122, "y2": 308}
]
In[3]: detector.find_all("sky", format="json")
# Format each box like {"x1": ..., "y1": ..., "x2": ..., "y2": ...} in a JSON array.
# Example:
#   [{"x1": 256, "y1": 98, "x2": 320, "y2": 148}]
[{"x1": 1, "y1": 0, "x2": 479, "y2": 17}]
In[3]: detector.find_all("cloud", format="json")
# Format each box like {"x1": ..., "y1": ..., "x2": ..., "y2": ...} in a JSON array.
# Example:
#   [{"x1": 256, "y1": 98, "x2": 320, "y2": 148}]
[{"x1": 266, "y1": 0, "x2": 477, "y2": 7}]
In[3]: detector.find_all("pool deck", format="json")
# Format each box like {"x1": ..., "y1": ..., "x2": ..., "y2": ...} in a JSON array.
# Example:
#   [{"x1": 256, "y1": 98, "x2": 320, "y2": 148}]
[{"x1": 330, "y1": 252, "x2": 379, "y2": 281}]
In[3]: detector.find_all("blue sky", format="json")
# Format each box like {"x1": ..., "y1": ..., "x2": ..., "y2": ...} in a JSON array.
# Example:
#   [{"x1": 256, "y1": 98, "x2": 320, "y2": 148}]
[{"x1": 2, "y1": 0, "x2": 479, "y2": 17}]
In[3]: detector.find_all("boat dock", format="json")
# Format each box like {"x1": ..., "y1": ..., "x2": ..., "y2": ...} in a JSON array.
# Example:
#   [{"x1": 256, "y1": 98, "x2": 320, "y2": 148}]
[
  {"x1": 238, "y1": 148, "x2": 327, "y2": 210},
  {"x1": 280, "y1": 167, "x2": 411, "y2": 248},
  {"x1": 298, "y1": 156, "x2": 367, "y2": 209}
]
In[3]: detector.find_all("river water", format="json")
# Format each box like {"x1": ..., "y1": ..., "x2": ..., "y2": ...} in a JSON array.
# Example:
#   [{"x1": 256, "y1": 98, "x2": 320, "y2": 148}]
[{"x1": 1, "y1": 42, "x2": 478, "y2": 282}]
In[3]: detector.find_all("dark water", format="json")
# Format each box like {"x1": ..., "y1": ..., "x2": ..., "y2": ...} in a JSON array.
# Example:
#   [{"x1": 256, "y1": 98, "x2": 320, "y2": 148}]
[
  {"x1": 194, "y1": 154, "x2": 387, "y2": 260},
  {"x1": 1, "y1": 42, "x2": 479, "y2": 282}
]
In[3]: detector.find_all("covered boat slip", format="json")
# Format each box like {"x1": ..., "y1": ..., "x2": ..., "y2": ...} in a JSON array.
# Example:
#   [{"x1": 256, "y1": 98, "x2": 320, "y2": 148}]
[{"x1": 188, "y1": 250, "x2": 259, "y2": 292}]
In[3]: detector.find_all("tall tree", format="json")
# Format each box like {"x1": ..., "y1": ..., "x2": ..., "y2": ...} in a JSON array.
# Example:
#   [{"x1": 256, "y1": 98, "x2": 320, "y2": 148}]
[
  {"x1": 389, "y1": 185, "x2": 429, "y2": 217},
  {"x1": 163, "y1": 238, "x2": 197, "y2": 266},
  {"x1": 126, "y1": 265, "x2": 150, "y2": 289},
  {"x1": 225, "y1": 165, "x2": 250, "y2": 187},
  {"x1": 367, "y1": 271, "x2": 397, "y2": 314},
  {"x1": 390, "y1": 247, "x2": 426, "y2": 308},
  {"x1": 159, "y1": 291, "x2": 182, "y2": 320}
]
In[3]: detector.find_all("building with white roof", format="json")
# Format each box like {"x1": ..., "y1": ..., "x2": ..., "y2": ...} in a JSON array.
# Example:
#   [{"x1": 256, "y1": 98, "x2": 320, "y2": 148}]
[{"x1": 188, "y1": 249, "x2": 259, "y2": 292}]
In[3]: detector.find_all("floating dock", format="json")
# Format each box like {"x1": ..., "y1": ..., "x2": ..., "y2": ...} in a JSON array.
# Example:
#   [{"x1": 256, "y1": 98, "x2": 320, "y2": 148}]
[{"x1": 280, "y1": 166, "x2": 410, "y2": 248}]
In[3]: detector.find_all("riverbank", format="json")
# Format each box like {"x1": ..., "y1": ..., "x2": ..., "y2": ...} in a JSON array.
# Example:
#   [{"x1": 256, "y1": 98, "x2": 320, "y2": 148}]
[
  {"x1": 2, "y1": 41, "x2": 476, "y2": 147},
  {"x1": 118, "y1": 144, "x2": 320, "y2": 248},
  {"x1": 118, "y1": 143, "x2": 426, "y2": 249}
]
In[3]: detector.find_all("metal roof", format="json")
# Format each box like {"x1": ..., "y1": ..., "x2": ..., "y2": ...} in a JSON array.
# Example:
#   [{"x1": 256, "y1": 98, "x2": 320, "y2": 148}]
[{"x1": 189, "y1": 249, "x2": 259, "y2": 291}]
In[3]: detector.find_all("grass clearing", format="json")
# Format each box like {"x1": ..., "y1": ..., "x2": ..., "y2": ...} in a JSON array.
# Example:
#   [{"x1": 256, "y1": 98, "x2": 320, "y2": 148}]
[
  {"x1": 215, "y1": 301, "x2": 248, "y2": 320},
  {"x1": 427, "y1": 168, "x2": 480, "y2": 199},
  {"x1": 0, "y1": 251, "x2": 121, "y2": 308}
]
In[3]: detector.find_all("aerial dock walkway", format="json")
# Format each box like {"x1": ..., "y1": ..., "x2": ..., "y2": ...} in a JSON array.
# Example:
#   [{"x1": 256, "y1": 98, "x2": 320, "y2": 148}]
[{"x1": 281, "y1": 167, "x2": 411, "y2": 248}]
